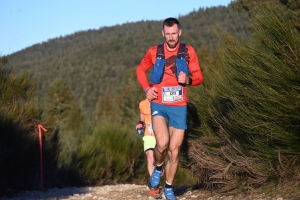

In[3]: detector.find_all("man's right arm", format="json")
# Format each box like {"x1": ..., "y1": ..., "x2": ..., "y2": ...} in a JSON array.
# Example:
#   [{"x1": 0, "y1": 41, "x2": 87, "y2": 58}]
[{"x1": 136, "y1": 47, "x2": 156, "y2": 91}]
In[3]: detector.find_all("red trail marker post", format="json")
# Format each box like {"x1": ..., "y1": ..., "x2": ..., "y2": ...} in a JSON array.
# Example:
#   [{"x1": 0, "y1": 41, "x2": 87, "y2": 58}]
[{"x1": 38, "y1": 124, "x2": 47, "y2": 189}]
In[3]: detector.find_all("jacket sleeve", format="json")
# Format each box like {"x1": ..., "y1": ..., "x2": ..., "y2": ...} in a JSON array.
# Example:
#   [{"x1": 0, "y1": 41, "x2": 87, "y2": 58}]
[
  {"x1": 136, "y1": 46, "x2": 156, "y2": 91},
  {"x1": 187, "y1": 46, "x2": 203, "y2": 86}
]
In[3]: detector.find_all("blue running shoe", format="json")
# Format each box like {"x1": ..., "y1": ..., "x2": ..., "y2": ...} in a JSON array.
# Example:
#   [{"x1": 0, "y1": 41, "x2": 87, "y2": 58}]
[
  {"x1": 148, "y1": 168, "x2": 163, "y2": 189},
  {"x1": 162, "y1": 188, "x2": 176, "y2": 200}
]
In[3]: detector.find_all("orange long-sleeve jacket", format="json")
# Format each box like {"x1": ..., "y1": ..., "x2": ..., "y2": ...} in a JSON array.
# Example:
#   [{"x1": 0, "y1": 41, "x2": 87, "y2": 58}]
[{"x1": 136, "y1": 42, "x2": 203, "y2": 106}]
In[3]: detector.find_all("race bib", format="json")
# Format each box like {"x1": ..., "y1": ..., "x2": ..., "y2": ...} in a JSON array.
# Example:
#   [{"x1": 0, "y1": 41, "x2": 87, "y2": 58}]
[
  {"x1": 162, "y1": 86, "x2": 183, "y2": 103},
  {"x1": 146, "y1": 123, "x2": 154, "y2": 134}
]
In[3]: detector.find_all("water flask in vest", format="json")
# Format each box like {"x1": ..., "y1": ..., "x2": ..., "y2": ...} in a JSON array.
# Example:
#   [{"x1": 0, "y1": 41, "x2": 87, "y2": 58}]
[{"x1": 137, "y1": 127, "x2": 144, "y2": 136}]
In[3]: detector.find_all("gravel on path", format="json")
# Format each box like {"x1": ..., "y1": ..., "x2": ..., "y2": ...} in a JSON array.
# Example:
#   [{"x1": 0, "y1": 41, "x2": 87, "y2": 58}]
[{"x1": 0, "y1": 184, "x2": 298, "y2": 200}]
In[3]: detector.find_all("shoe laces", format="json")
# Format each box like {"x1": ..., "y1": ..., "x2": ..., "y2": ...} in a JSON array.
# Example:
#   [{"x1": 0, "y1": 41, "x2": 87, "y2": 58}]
[
  {"x1": 152, "y1": 169, "x2": 162, "y2": 178},
  {"x1": 149, "y1": 169, "x2": 162, "y2": 188},
  {"x1": 164, "y1": 188, "x2": 175, "y2": 199}
]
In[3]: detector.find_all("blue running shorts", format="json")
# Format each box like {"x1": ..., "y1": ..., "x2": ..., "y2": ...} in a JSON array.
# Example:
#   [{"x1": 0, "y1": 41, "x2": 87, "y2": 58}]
[{"x1": 150, "y1": 102, "x2": 187, "y2": 130}]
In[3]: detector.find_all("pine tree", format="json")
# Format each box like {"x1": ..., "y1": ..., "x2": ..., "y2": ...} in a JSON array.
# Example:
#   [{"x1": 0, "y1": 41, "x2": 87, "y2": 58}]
[
  {"x1": 44, "y1": 77, "x2": 84, "y2": 167},
  {"x1": 187, "y1": 2, "x2": 300, "y2": 190}
]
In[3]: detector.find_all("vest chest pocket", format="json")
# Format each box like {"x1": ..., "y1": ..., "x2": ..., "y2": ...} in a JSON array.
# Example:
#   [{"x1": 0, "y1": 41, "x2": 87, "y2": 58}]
[
  {"x1": 176, "y1": 58, "x2": 189, "y2": 78},
  {"x1": 150, "y1": 58, "x2": 165, "y2": 84}
]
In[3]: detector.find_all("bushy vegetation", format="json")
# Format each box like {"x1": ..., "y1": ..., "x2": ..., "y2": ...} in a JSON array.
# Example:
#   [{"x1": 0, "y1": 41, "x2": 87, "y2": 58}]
[
  {"x1": 0, "y1": 0, "x2": 299, "y2": 198},
  {"x1": 0, "y1": 56, "x2": 42, "y2": 193},
  {"x1": 186, "y1": 0, "x2": 300, "y2": 193},
  {"x1": 75, "y1": 124, "x2": 145, "y2": 185}
]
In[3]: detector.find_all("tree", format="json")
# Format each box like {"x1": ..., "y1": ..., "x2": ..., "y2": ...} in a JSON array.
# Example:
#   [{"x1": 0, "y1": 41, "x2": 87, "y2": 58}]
[
  {"x1": 187, "y1": 2, "x2": 300, "y2": 191},
  {"x1": 43, "y1": 77, "x2": 84, "y2": 167}
]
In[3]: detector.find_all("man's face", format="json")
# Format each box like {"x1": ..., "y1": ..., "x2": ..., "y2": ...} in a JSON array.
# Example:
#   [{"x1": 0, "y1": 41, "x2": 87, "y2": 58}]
[{"x1": 162, "y1": 24, "x2": 182, "y2": 49}]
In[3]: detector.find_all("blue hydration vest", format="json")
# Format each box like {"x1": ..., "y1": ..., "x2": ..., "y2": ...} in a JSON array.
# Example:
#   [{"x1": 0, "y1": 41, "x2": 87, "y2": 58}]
[{"x1": 150, "y1": 42, "x2": 189, "y2": 84}]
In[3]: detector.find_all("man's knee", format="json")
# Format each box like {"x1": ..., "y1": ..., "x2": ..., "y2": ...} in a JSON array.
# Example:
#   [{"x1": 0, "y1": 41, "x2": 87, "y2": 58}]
[
  {"x1": 155, "y1": 143, "x2": 168, "y2": 154},
  {"x1": 168, "y1": 147, "x2": 180, "y2": 161},
  {"x1": 155, "y1": 137, "x2": 169, "y2": 152}
]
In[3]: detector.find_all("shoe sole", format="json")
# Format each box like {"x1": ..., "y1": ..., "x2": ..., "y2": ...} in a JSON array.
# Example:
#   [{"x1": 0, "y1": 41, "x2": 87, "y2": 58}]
[
  {"x1": 148, "y1": 174, "x2": 161, "y2": 190},
  {"x1": 148, "y1": 188, "x2": 160, "y2": 195},
  {"x1": 148, "y1": 179, "x2": 159, "y2": 190}
]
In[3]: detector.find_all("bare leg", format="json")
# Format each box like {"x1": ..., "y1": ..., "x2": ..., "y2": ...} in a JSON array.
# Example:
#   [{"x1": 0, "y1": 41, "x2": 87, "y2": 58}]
[
  {"x1": 165, "y1": 126, "x2": 185, "y2": 184},
  {"x1": 152, "y1": 116, "x2": 169, "y2": 165},
  {"x1": 146, "y1": 150, "x2": 155, "y2": 176}
]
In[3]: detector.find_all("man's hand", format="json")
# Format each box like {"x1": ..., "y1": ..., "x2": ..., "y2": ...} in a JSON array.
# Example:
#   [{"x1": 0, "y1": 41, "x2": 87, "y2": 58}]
[
  {"x1": 178, "y1": 71, "x2": 189, "y2": 84},
  {"x1": 136, "y1": 123, "x2": 143, "y2": 130},
  {"x1": 145, "y1": 86, "x2": 158, "y2": 100}
]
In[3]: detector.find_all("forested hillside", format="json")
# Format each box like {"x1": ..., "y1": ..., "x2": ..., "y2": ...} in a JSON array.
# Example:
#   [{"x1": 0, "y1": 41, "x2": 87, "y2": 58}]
[
  {"x1": 1, "y1": 0, "x2": 299, "y2": 197},
  {"x1": 5, "y1": 5, "x2": 249, "y2": 119}
]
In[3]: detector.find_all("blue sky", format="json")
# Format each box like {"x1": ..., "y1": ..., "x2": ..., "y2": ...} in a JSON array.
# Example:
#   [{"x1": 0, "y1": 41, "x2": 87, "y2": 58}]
[{"x1": 1, "y1": 0, "x2": 233, "y2": 55}]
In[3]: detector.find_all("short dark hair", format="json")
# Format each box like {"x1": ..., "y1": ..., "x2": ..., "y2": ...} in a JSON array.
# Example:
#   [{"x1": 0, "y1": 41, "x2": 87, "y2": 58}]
[{"x1": 163, "y1": 17, "x2": 180, "y2": 29}]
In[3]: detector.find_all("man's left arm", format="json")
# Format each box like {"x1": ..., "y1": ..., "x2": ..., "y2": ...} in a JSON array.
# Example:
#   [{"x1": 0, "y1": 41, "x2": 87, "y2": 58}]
[{"x1": 186, "y1": 46, "x2": 203, "y2": 86}]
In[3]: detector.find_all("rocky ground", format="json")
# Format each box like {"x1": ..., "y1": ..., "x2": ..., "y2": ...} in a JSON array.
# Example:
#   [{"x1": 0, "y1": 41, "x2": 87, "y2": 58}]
[{"x1": 1, "y1": 184, "x2": 299, "y2": 200}]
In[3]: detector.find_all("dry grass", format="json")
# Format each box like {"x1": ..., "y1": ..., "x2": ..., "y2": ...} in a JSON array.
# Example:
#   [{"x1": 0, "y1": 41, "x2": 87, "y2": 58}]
[{"x1": 187, "y1": 138, "x2": 270, "y2": 192}]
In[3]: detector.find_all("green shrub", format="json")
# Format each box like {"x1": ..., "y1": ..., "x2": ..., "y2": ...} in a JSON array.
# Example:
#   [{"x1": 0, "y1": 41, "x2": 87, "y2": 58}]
[
  {"x1": 0, "y1": 57, "x2": 42, "y2": 193},
  {"x1": 75, "y1": 123, "x2": 145, "y2": 185},
  {"x1": 187, "y1": 3, "x2": 300, "y2": 191}
]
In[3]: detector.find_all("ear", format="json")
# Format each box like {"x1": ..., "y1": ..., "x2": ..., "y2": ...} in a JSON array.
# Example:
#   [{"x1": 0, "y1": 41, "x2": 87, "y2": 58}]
[
  {"x1": 178, "y1": 29, "x2": 182, "y2": 36},
  {"x1": 161, "y1": 29, "x2": 164, "y2": 37}
]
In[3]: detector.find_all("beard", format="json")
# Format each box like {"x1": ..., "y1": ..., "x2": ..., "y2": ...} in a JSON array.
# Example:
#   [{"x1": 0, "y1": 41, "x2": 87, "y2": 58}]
[{"x1": 165, "y1": 39, "x2": 179, "y2": 49}]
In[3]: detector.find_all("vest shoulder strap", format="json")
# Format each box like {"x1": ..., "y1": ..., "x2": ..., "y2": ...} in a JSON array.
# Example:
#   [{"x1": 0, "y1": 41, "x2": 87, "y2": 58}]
[
  {"x1": 177, "y1": 42, "x2": 186, "y2": 59},
  {"x1": 156, "y1": 43, "x2": 164, "y2": 59}
]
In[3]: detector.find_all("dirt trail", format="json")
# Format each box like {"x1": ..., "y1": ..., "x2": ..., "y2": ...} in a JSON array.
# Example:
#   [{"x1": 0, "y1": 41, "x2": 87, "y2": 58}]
[{"x1": 1, "y1": 184, "x2": 298, "y2": 200}]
